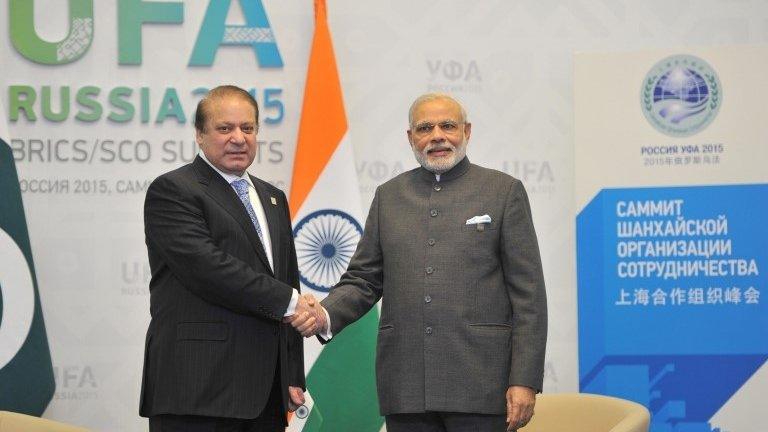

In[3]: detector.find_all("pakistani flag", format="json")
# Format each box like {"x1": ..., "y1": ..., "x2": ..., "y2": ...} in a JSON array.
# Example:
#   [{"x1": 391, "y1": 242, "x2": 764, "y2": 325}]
[{"x1": 0, "y1": 100, "x2": 55, "y2": 414}]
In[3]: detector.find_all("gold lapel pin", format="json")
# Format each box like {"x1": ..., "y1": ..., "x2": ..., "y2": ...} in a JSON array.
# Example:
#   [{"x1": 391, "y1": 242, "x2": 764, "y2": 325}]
[{"x1": 270, "y1": 197, "x2": 277, "y2": 205}]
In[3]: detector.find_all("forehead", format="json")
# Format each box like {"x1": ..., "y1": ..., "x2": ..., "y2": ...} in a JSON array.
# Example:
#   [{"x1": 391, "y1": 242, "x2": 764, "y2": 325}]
[
  {"x1": 206, "y1": 95, "x2": 256, "y2": 123},
  {"x1": 412, "y1": 98, "x2": 462, "y2": 123}
]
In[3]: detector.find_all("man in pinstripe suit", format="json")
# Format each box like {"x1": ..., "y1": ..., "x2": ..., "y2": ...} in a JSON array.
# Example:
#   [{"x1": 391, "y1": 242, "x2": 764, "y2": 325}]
[{"x1": 140, "y1": 86, "x2": 315, "y2": 432}]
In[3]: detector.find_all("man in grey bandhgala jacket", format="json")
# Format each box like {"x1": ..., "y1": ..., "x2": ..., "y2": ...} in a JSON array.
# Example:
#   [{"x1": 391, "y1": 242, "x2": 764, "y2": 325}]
[{"x1": 290, "y1": 93, "x2": 547, "y2": 432}]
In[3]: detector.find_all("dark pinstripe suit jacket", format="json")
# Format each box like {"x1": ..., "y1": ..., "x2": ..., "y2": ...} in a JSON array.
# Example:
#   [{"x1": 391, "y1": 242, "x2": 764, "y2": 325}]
[
  {"x1": 322, "y1": 156, "x2": 547, "y2": 415},
  {"x1": 139, "y1": 156, "x2": 303, "y2": 420}
]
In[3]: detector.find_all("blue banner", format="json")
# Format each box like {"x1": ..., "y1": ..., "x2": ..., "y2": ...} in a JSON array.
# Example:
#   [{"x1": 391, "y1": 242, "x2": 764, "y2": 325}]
[{"x1": 577, "y1": 184, "x2": 768, "y2": 432}]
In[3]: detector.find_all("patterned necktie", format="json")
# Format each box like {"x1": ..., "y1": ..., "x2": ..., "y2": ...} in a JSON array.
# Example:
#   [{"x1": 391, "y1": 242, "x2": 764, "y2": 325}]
[{"x1": 231, "y1": 179, "x2": 268, "y2": 256}]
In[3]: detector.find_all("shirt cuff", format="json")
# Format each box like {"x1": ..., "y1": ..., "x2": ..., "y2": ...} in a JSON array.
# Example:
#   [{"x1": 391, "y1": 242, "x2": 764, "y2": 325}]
[
  {"x1": 319, "y1": 307, "x2": 333, "y2": 339},
  {"x1": 284, "y1": 290, "x2": 299, "y2": 317}
]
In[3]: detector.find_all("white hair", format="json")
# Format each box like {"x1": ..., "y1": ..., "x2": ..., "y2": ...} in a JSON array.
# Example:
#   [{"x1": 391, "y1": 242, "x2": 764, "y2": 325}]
[{"x1": 408, "y1": 93, "x2": 468, "y2": 126}]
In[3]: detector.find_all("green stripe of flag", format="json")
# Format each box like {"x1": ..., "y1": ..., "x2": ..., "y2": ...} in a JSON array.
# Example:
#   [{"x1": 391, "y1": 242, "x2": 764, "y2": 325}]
[{"x1": 305, "y1": 308, "x2": 383, "y2": 431}]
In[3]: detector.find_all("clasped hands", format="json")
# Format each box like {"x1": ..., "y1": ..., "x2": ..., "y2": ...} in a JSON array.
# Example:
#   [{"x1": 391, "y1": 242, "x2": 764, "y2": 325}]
[{"x1": 284, "y1": 293, "x2": 327, "y2": 337}]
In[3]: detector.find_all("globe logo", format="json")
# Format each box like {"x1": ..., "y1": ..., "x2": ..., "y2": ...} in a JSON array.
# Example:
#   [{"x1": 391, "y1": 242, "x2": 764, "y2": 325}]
[
  {"x1": 641, "y1": 54, "x2": 721, "y2": 137},
  {"x1": 293, "y1": 209, "x2": 362, "y2": 292}
]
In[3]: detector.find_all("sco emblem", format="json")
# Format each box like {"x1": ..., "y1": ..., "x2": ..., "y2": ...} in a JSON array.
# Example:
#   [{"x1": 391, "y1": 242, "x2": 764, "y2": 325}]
[{"x1": 641, "y1": 54, "x2": 722, "y2": 137}]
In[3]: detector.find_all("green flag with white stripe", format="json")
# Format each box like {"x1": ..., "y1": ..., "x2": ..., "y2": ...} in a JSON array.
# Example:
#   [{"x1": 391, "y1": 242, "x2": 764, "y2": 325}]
[{"x1": 0, "y1": 102, "x2": 55, "y2": 415}]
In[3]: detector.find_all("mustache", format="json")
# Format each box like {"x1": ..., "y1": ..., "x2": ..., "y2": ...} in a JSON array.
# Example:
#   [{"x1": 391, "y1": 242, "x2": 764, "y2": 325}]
[{"x1": 423, "y1": 143, "x2": 456, "y2": 154}]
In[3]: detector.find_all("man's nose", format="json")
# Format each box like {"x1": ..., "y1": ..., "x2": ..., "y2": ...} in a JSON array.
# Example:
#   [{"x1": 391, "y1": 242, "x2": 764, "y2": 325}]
[
  {"x1": 230, "y1": 128, "x2": 246, "y2": 143},
  {"x1": 429, "y1": 127, "x2": 446, "y2": 142}
]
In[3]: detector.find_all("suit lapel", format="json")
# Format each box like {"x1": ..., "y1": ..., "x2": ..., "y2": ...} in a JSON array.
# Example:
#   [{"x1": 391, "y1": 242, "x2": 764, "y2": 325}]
[
  {"x1": 193, "y1": 157, "x2": 273, "y2": 274},
  {"x1": 251, "y1": 175, "x2": 282, "y2": 277}
]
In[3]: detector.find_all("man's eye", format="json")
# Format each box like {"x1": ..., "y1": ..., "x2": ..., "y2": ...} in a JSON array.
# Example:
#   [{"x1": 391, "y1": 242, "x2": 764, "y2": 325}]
[
  {"x1": 441, "y1": 122, "x2": 457, "y2": 131},
  {"x1": 416, "y1": 124, "x2": 433, "y2": 134},
  {"x1": 242, "y1": 126, "x2": 255, "y2": 133},
  {"x1": 217, "y1": 126, "x2": 231, "y2": 133}
]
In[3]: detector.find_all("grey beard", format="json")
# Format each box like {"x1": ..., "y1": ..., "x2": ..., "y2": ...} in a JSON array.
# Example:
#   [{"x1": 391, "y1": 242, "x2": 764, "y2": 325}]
[{"x1": 412, "y1": 141, "x2": 467, "y2": 174}]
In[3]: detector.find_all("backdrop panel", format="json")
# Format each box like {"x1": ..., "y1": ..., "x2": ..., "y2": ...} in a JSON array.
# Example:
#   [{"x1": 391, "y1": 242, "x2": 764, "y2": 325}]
[{"x1": 575, "y1": 46, "x2": 768, "y2": 432}]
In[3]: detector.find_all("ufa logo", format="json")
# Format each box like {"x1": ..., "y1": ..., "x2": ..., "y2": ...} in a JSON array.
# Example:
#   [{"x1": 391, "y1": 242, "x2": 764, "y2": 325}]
[{"x1": 9, "y1": 0, "x2": 283, "y2": 66}]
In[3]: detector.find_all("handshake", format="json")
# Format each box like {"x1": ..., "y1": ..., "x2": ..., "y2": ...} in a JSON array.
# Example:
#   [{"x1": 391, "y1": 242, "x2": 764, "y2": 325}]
[{"x1": 284, "y1": 293, "x2": 328, "y2": 337}]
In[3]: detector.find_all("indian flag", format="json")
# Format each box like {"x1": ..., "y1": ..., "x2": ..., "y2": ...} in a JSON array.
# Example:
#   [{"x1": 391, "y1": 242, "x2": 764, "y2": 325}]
[{"x1": 287, "y1": 1, "x2": 383, "y2": 431}]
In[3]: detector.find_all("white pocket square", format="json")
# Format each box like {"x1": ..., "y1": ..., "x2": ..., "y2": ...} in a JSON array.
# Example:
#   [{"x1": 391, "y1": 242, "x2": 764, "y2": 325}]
[{"x1": 465, "y1": 214, "x2": 492, "y2": 225}]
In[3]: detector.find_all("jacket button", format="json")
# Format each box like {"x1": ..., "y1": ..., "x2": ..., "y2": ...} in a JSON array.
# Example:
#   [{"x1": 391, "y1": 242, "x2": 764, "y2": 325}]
[
  {"x1": 425, "y1": 266, "x2": 434, "y2": 274},
  {"x1": 425, "y1": 295, "x2": 432, "y2": 303},
  {"x1": 434, "y1": 184, "x2": 442, "y2": 191},
  {"x1": 425, "y1": 326, "x2": 433, "y2": 334},
  {"x1": 427, "y1": 238, "x2": 436, "y2": 246},
  {"x1": 430, "y1": 209, "x2": 438, "y2": 217}
]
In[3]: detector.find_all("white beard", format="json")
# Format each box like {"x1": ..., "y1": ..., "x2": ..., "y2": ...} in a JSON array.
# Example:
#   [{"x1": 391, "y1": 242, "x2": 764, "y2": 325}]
[{"x1": 412, "y1": 138, "x2": 467, "y2": 174}]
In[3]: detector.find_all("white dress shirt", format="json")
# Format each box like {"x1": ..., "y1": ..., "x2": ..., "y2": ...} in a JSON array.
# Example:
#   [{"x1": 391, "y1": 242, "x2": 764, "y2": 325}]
[{"x1": 199, "y1": 152, "x2": 299, "y2": 316}]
